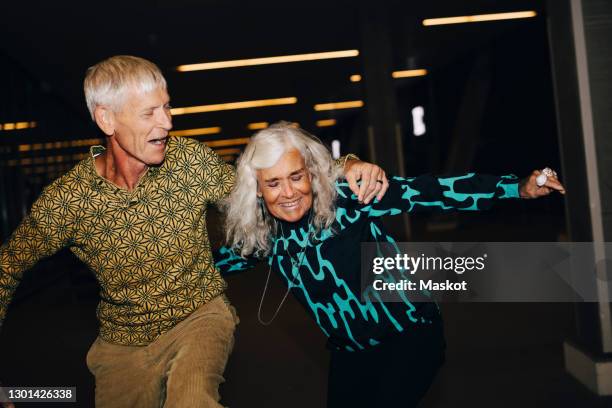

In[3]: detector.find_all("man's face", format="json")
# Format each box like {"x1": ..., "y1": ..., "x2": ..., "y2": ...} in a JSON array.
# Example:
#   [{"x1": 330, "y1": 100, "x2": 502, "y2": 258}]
[
  {"x1": 257, "y1": 149, "x2": 313, "y2": 223},
  {"x1": 110, "y1": 87, "x2": 172, "y2": 165}
]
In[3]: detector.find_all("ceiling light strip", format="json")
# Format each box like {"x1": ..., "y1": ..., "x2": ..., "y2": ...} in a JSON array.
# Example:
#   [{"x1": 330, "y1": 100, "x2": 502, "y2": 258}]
[
  {"x1": 423, "y1": 11, "x2": 537, "y2": 26},
  {"x1": 18, "y1": 138, "x2": 104, "y2": 152},
  {"x1": 247, "y1": 122, "x2": 269, "y2": 130},
  {"x1": 177, "y1": 50, "x2": 359, "y2": 72},
  {"x1": 171, "y1": 97, "x2": 297, "y2": 116},
  {"x1": 204, "y1": 138, "x2": 251, "y2": 148},
  {"x1": 1, "y1": 121, "x2": 37, "y2": 131},
  {"x1": 317, "y1": 119, "x2": 337, "y2": 127},
  {"x1": 169, "y1": 127, "x2": 222, "y2": 137},
  {"x1": 214, "y1": 148, "x2": 242, "y2": 156},
  {"x1": 350, "y1": 69, "x2": 427, "y2": 82},
  {"x1": 392, "y1": 69, "x2": 428, "y2": 78},
  {"x1": 314, "y1": 100, "x2": 364, "y2": 111}
]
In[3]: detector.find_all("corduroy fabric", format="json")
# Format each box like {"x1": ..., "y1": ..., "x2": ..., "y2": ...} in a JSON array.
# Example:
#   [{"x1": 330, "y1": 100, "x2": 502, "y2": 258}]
[{"x1": 86, "y1": 296, "x2": 238, "y2": 408}]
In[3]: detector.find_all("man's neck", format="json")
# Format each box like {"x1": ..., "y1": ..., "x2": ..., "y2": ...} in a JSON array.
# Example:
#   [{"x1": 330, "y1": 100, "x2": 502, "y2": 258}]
[{"x1": 94, "y1": 141, "x2": 148, "y2": 192}]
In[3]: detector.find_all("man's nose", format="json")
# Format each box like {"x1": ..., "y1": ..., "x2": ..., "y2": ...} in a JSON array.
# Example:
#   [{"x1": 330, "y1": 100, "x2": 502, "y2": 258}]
[{"x1": 158, "y1": 109, "x2": 172, "y2": 131}]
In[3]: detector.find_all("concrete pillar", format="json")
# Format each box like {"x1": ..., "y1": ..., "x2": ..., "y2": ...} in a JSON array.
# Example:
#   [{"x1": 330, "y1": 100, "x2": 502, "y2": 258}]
[{"x1": 547, "y1": 0, "x2": 612, "y2": 395}]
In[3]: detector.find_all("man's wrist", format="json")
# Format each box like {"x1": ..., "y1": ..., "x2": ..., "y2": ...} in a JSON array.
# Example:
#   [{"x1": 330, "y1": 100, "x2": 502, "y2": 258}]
[{"x1": 342, "y1": 154, "x2": 360, "y2": 173}]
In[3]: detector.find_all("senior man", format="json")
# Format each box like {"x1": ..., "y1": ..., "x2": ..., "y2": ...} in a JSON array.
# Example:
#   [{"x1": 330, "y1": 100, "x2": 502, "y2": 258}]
[{"x1": 0, "y1": 55, "x2": 387, "y2": 408}]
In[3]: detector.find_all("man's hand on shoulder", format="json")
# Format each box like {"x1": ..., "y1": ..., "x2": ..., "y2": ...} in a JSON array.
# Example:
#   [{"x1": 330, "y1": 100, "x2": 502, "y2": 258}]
[{"x1": 344, "y1": 159, "x2": 389, "y2": 204}]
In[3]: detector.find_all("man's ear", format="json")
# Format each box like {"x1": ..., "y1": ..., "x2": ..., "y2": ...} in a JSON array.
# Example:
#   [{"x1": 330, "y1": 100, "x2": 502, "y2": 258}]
[{"x1": 94, "y1": 106, "x2": 115, "y2": 136}]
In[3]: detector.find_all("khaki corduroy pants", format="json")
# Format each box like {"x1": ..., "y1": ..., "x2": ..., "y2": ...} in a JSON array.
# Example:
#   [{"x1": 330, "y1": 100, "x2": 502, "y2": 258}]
[{"x1": 86, "y1": 296, "x2": 239, "y2": 408}]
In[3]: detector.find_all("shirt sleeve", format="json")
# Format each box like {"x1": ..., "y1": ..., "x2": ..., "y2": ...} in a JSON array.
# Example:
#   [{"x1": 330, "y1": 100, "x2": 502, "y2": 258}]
[
  {"x1": 0, "y1": 181, "x2": 74, "y2": 329},
  {"x1": 337, "y1": 173, "x2": 520, "y2": 217},
  {"x1": 213, "y1": 246, "x2": 263, "y2": 276},
  {"x1": 197, "y1": 143, "x2": 237, "y2": 203},
  {"x1": 334, "y1": 154, "x2": 359, "y2": 172}
]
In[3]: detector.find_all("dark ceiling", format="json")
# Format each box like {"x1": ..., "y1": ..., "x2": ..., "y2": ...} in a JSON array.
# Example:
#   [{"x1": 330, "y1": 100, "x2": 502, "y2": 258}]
[{"x1": 0, "y1": 0, "x2": 544, "y2": 140}]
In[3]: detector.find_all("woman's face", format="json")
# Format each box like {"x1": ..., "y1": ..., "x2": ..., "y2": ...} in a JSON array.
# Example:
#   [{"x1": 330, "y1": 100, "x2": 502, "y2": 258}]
[{"x1": 256, "y1": 149, "x2": 313, "y2": 222}]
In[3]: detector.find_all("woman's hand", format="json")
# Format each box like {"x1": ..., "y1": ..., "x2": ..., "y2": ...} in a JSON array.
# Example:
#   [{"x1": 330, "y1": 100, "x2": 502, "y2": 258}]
[
  {"x1": 344, "y1": 159, "x2": 389, "y2": 204},
  {"x1": 519, "y1": 168, "x2": 566, "y2": 199}
]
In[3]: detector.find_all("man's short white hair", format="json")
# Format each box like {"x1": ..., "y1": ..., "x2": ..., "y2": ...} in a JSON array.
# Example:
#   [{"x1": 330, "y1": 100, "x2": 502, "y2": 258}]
[{"x1": 83, "y1": 55, "x2": 167, "y2": 120}]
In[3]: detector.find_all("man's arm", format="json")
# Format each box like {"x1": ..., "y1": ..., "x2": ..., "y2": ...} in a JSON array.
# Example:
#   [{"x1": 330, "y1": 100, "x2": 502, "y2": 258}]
[
  {"x1": 0, "y1": 181, "x2": 74, "y2": 330},
  {"x1": 196, "y1": 143, "x2": 236, "y2": 203},
  {"x1": 198, "y1": 145, "x2": 389, "y2": 205},
  {"x1": 337, "y1": 155, "x2": 389, "y2": 204},
  {"x1": 214, "y1": 246, "x2": 262, "y2": 276}
]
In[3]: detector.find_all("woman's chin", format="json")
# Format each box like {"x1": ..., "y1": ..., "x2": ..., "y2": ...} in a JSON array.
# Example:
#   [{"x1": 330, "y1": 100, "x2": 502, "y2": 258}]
[{"x1": 275, "y1": 208, "x2": 308, "y2": 223}]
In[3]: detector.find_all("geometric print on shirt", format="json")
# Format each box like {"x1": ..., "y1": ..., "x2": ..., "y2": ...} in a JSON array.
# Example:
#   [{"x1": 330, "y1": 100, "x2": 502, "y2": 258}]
[{"x1": 0, "y1": 136, "x2": 235, "y2": 345}]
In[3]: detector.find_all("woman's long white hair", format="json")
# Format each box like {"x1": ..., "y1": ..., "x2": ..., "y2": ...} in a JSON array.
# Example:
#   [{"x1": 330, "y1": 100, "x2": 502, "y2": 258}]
[{"x1": 222, "y1": 121, "x2": 340, "y2": 257}]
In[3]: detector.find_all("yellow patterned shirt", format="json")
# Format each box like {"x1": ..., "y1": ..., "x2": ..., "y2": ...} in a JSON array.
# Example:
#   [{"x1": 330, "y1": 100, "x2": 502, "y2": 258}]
[{"x1": 0, "y1": 136, "x2": 234, "y2": 345}]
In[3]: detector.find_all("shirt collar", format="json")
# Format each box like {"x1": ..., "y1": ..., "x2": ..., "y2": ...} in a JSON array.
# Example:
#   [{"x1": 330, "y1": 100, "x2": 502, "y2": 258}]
[{"x1": 87, "y1": 144, "x2": 163, "y2": 180}]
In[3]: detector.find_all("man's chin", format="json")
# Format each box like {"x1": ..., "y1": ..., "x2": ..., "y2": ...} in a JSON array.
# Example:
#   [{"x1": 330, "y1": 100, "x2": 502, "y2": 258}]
[{"x1": 146, "y1": 154, "x2": 166, "y2": 166}]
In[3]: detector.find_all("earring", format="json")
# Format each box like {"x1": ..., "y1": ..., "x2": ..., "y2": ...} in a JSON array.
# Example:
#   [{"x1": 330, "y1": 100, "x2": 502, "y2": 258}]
[{"x1": 258, "y1": 196, "x2": 266, "y2": 218}]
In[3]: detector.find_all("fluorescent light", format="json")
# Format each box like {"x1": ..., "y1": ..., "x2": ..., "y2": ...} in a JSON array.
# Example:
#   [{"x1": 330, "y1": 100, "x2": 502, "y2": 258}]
[
  {"x1": 349, "y1": 70, "x2": 427, "y2": 82},
  {"x1": 18, "y1": 138, "x2": 104, "y2": 152},
  {"x1": 204, "y1": 138, "x2": 251, "y2": 148},
  {"x1": 171, "y1": 97, "x2": 297, "y2": 116},
  {"x1": 177, "y1": 50, "x2": 359, "y2": 72},
  {"x1": 317, "y1": 119, "x2": 337, "y2": 127},
  {"x1": 248, "y1": 122, "x2": 269, "y2": 130},
  {"x1": 8, "y1": 153, "x2": 90, "y2": 167},
  {"x1": 392, "y1": 69, "x2": 428, "y2": 78},
  {"x1": 423, "y1": 11, "x2": 537, "y2": 26},
  {"x1": 214, "y1": 148, "x2": 242, "y2": 156},
  {"x1": 411, "y1": 106, "x2": 426, "y2": 136},
  {"x1": 1, "y1": 121, "x2": 37, "y2": 131},
  {"x1": 331, "y1": 140, "x2": 341, "y2": 159},
  {"x1": 314, "y1": 100, "x2": 364, "y2": 111},
  {"x1": 169, "y1": 127, "x2": 221, "y2": 137}
]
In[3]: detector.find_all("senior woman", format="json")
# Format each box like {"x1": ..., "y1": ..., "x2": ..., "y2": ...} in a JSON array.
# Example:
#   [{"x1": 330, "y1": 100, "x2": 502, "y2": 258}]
[{"x1": 215, "y1": 121, "x2": 565, "y2": 407}]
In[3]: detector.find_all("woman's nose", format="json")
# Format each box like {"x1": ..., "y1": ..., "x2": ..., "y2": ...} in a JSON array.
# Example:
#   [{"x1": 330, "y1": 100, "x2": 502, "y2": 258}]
[{"x1": 281, "y1": 182, "x2": 295, "y2": 198}]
